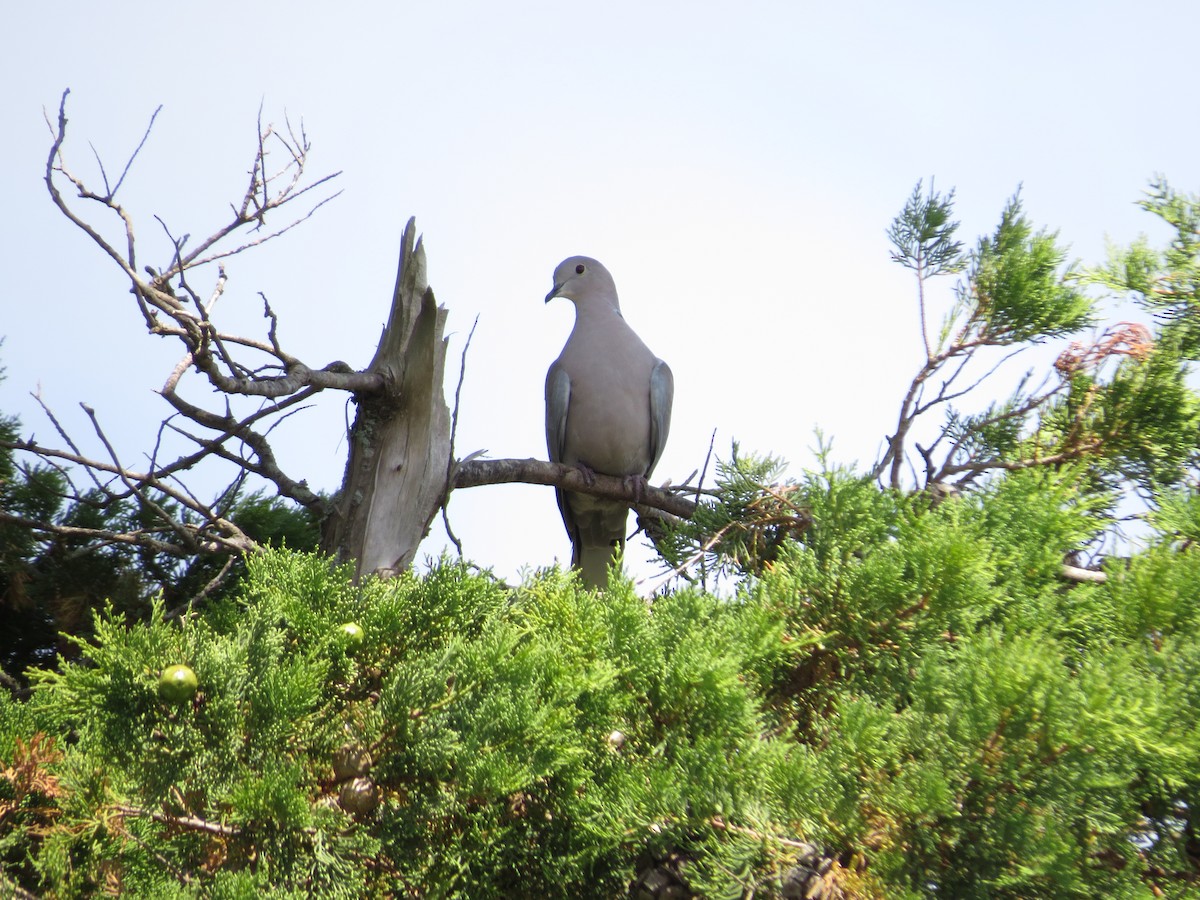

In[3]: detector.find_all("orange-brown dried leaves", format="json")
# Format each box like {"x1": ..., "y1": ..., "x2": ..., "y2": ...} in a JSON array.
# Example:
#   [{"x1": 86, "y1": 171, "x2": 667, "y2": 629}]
[
  {"x1": 1055, "y1": 322, "x2": 1154, "y2": 376},
  {"x1": 0, "y1": 732, "x2": 65, "y2": 834}
]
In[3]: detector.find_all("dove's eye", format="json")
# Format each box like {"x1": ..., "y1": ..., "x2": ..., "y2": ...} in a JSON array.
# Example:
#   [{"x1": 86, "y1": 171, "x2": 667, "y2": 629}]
[{"x1": 575, "y1": 264, "x2": 585, "y2": 275}]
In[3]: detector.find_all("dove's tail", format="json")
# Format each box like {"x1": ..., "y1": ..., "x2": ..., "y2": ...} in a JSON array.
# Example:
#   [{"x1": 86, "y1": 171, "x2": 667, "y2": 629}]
[{"x1": 575, "y1": 541, "x2": 623, "y2": 590}]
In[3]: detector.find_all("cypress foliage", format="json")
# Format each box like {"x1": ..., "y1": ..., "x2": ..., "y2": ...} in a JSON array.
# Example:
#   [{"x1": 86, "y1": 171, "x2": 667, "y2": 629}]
[{"x1": 4, "y1": 459, "x2": 1200, "y2": 897}]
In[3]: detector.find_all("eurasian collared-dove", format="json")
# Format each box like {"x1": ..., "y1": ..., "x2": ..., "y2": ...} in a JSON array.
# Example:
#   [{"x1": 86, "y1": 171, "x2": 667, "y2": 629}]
[{"x1": 545, "y1": 256, "x2": 673, "y2": 588}]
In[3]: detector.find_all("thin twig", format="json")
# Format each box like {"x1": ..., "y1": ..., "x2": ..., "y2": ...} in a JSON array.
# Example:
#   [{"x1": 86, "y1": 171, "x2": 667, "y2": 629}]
[
  {"x1": 448, "y1": 316, "x2": 479, "y2": 474},
  {"x1": 44, "y1": 90, "x2": 139, "y2": 280},
  {"x1": 31, "y1": 391, "x2": 107, "y2": 495},
  {"x1": 110, "y1": 104, "x2": 162, "y2": 200},
  {"x1": 165, "y1": 554, "x2": 238, "y2": 620},
  {"x1": 81, "y1": 403, "x2": 200, "y2": 553},
  {"x1": 442, "y1": 316, "x2": 480, "y2": 557},
  {"x1": 696, "y1": 428, "x2": 716, "y2": 504},
  {"x1": 638, "y1": 522, "x2": 733, "y2": 593}
]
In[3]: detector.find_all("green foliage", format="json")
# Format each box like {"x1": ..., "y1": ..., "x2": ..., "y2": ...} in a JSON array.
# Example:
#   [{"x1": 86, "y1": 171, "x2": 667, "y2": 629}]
[
  {"x1": 876, "y1": 185, "x2": 1116, "y2": 494},
  {"x1": 1048, "y1": 175, "x2": 1200, "y2": 497},
  {"x1": 657, "y1": 444, "x2": 810, "y2": 583},
  {"x1": 661, "y1": 450, "x2": 1200, "y2": 897},
  {"x1": 966, "y1": 191, "x2": 1094, "y2": 344},
  {"x1": 1091, "y1": 178, "x2": 1200, "y2": 357},
  {"x1": 6, "y1": 454, "x2": 1200, "y2": 896},
  {"x1": 878, "y1": 178, "x2": 1200, "y2": 524},
  {"x1": 1046, "y1": 340, "x2": 1200, "y2": 492},
  {"x1": 886, "y1": 180, "x2": 966, "y2": 281},
  {"x1": 2, "y1": 551, "x2": 830, "y2": 897}
]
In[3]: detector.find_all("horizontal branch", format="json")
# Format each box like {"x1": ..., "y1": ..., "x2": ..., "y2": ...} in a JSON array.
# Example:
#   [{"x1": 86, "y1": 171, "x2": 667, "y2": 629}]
[
  {"x1": 452, "y1": 458, "x2": 698, "y2": 519},
  {"x1": 177, "y1": 343, "x2": 384, "y2": 398},
  {"x1": 1059, "y1": 563, "x2": 1107, "y2": 584},
  {"x1": 936, "y1": 442, "x2": 1099, "y2": 485},
  {"x1": 3, "y1": 436, "x2": 225, "y2": 522},
  {"x1": 113, "y1": 804, "x2": 241, "y2": 838},
  {"x1": 0, "y1": 511, "x2": 193, "y2": 558}
]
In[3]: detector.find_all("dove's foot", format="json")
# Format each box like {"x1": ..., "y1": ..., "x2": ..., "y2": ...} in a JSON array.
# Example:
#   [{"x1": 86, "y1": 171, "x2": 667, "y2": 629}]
[{"x1": 623, "y1": 473, "x2": 649, "y2": 502}]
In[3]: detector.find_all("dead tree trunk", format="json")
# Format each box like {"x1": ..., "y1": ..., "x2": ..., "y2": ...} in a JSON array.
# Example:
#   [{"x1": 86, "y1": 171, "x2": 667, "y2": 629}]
[{"x1": 320, "y1": 218, "x2": 452, "y2": 578}]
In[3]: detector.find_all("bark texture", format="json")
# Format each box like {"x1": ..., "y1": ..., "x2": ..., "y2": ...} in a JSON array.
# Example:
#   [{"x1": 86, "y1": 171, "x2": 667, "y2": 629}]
[{"x1": 321, "y1": 218, "x2": 452, "y2": 578}]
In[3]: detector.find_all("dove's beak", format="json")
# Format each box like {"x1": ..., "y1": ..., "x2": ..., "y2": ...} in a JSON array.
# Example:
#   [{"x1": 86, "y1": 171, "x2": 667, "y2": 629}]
[{"x1": 545, "y1": 284, "x2": 563, "y2": 303}]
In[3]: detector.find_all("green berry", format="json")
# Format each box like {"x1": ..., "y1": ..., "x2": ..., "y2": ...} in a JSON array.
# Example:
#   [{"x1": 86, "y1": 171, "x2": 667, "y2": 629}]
[
  {"x1": 158, "y1": 664, "x2": 198, "y2": 703},
  {"x1": 338, "y1": 622, "x2": 365, "y2": 651}
]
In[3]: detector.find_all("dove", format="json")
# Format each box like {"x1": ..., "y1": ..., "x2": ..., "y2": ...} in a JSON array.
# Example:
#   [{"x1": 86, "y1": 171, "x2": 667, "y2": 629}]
[{"x1": 545, "y1": 256, "x2": 673, "y2": 588}]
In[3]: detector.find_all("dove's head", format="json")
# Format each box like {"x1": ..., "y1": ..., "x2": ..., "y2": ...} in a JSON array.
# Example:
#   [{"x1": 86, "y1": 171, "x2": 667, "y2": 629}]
[{"x1": 545, "y1": 256, "x2": 619, "y2": 309}]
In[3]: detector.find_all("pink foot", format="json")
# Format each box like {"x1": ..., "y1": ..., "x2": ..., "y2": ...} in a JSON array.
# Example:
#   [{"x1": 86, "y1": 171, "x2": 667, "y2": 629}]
[{"x1": 623, "y1": 473, "x2": 649, "y2": 502}]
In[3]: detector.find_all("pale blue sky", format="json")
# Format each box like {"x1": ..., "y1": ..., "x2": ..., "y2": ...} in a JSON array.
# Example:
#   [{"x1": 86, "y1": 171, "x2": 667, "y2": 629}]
[{"x1": 2, "y1": 1, "x2": 1197, "y2": 583}]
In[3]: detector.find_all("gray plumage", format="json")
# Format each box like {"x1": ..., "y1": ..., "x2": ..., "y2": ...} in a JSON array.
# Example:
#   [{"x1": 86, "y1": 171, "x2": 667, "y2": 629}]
[{"x1": 545, "y1": 256, "x2": 673, "y2": 588}]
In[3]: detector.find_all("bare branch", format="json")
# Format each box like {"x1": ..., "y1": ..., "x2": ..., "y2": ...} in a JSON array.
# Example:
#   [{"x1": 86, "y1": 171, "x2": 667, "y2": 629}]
[
  {"x1": 0, "y1": 428, "x2": 256, "y2": 557},
  {"x1": 185, "y1": 348, "x2": 382, "y2": 397},
  {"x1": 113, "y1": 804, "x2": 241, "y2": 838},
  {"x1": 440, "y1": 317, "x2": 482, "y2": 558},
  {"x1": 911, "y1": 344, "x2": 1028, "y2": 418},
  {"x1": 30, "y1": 390, "x2": 108, "y2": 496},
  {"x1": 81, "y1": 402, "x2": 201, "y2": 553},
  {"x1": 87, "y1": 140, "x2": 110, "y2": 196},
  {"x1": 44, "y1": 90, "x2": 139, "y2": 280},
  {"x1": 1060, "y1": 563, "x2": 1107, "y2": 584},
  {"x1": 157, "y1": 385, "x2": 326, "y2": 511},
  {"x1": 164, "y1": 554, "x2": 239, "y2": 620},
  {"x1": 110, "y1": 103, "x2": 163, "y2": 200},
  {"x1": 186, "y1": 183, "x2": 343, "y2": 270},
  {"x1": 695, "y1": 428, "x2": 717, "y2": 504},
  {"x1": 452, "y1": 458, "x2": 698, "y2": 520},
  {"x1": 0, "y1": 511, "x2": 193, "y2": 559},
  {"x1": 448, "y1": 317, "x2": 479, "y2": 475},
  {"x1": 937, "y1": 444, "x2": 1094, "y2": 485},
  {"x1": 930, "y1": 377, "x2": 1073, "y2": 486},
  {"x1": 255, "y1": 101, "x2": 270, "y2": 222}
]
